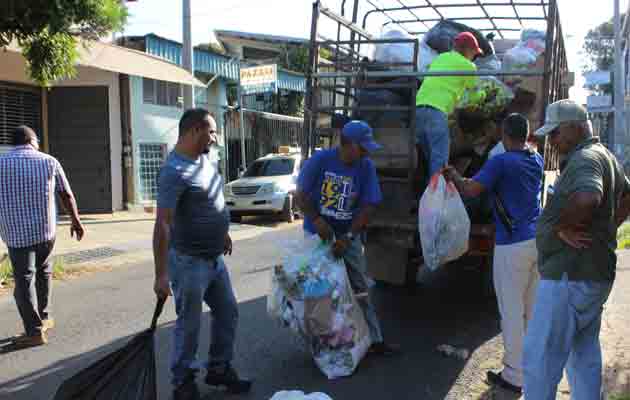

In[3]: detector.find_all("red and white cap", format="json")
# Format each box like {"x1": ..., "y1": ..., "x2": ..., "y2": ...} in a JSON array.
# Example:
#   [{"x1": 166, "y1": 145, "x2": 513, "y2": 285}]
[{"x1": 454, "y1": 32, "x2": 483, "y2": 56}]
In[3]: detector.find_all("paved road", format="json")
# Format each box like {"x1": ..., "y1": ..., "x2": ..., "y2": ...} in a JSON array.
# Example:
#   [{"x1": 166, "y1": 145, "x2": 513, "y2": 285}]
[{"x1": 0, "y1": 220, "x2": 513, "y2": 400}]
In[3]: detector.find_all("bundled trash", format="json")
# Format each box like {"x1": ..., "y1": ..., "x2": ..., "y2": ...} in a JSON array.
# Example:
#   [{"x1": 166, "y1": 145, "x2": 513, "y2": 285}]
[
  {"x1": 418, "y1": 41, "x2": 439, "y2": 73},
  {"x1": 418, "y1": 174, "x2": 470, "y2": 271},
  {"x1": 424, "y1": 20, "x2": 494, "y2": 55},
  {"x1": 268, "y1": 235, "x2": 371, "y2": 379},
  {"x1": 503, "y1": 29, "x2": 546, "y2": 70},
  {"x1": 270, "y1": 391, "x2": 333, "y2": 400},
  {"x1": 474, "y1": 54, "x2": 502, "y2": 71},
  {"x1": 372, "y1": 29, "x2": 415, "y2": 68},
  {"x1": 458, "y1": 76, "x2": 514, "y2": 119}
]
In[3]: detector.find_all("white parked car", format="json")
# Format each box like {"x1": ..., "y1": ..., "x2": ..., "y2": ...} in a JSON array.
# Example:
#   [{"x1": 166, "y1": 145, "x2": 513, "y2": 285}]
[{"x1": 224, "y1": 151, "x2": 302, "y2": 223}]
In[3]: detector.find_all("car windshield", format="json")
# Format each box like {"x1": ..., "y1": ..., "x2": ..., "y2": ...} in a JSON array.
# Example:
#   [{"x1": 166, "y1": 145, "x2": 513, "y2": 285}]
[{"x1": 243, "y1": 158, "x2": 295, "y2": 177}]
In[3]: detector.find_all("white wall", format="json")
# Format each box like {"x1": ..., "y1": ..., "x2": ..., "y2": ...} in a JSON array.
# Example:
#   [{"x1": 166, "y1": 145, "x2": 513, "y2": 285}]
[
  {"x1": 129, "y1": 75, "x2": 183, "y2": 204},
  {"x1": 55, "y1": 66, "x2": 124, "y2": 211}
]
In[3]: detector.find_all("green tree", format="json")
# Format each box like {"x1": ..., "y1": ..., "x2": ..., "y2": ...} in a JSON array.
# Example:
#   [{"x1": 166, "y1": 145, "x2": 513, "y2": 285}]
[
  {"x1": 582, "y1": 14, "x2": 625, "y2": 94},
  {"x1": 0, "y1": 0, "x2": 128, "y2": 86}
]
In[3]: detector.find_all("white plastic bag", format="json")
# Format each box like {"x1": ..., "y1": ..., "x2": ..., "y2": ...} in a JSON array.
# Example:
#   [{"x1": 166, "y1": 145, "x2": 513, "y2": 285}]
[
  {"x1": 372, "y1": 29, "x2": 415, "y2": 66},
  {"x1": 418, "y1": 174, "x2": 470, "y2": 271},
  {"x1": 270, "y1": 391, "x2": 333, "y2": 400},
  {"x1": 418, "y1": 41, "x2": 439, "y2": 73},
  {"x1": 268, "y1": 235, "x2": 371, "y2": 379}
]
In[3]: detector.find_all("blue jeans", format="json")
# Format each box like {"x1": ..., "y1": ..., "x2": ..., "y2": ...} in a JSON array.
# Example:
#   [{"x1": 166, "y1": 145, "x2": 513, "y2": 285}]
[
  {"x1": 168, "y1": 249, "x2": 239, "y2": 387},
  {"x1": 343, "y1": 237, "x2": 384, "y2": 344},
  {"x1": 523, "y1": 274, "x2": 613, "y2": 400},
  {"x1": 415, "y1": 106, "x2": 450, "y2": 178}
]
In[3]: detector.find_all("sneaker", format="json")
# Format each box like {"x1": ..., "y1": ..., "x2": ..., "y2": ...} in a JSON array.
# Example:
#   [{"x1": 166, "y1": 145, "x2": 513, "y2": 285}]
[
  {"x1": 368, "y1": 342, "x2": 402, "y2": 357},
  {"x1": 172, "y1": 380, "x2": 201, "y2": 400},
  {"x1": 11, "y1": 332, "x2": 47, "y2": 347},
  {"x1": 42, "y1": 318, "x2": 55, "y2": 333},
  {"x1": 486, "y1": 370, "x2": 522, "y2": 394},
  {"x1": 205, "y1": 363, "x2": 252, "y2": 394}
]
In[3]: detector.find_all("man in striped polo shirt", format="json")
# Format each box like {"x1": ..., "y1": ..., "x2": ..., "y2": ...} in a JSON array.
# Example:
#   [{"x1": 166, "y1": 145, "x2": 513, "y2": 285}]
[{"x1": 0, "y1": 125, "x2": 85, "y2": 347}]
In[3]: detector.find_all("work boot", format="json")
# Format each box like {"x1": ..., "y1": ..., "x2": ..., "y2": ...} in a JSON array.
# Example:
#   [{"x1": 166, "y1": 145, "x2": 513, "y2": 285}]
[
  {"x1": 12, "y1": 331, "x2": 48, "y2": 347},
  {"x1": 205, "y1": 362, "x2": 252, "y2": 394},
  {"x1": 42, "y1": 318, "x2": 55, "y2": 333},
  {"x1": 172, "y1": 379, "x2": 201, "y2": 400}
]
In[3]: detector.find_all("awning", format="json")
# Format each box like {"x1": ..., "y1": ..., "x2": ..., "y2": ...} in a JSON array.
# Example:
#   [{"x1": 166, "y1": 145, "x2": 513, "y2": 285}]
[{"x1": 3, "y1": 40, "x2": 204, "y2": 86}]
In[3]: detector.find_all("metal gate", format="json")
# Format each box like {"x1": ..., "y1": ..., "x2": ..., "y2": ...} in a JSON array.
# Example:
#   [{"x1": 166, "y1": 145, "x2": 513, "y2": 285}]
[
  {"x1": 224, "y1": 109, "x2": 304, "y2": 181},
  {"x1": 0, "y1": 82, "x2": 42, "y2": 147},
  {"x1": 48, "y1": 86, "x2": 113, "y2": 213}
]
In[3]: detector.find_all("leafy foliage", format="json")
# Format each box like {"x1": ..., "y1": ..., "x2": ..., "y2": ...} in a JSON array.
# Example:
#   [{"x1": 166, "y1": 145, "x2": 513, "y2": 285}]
[
  {"x1": 0, "y1": 0, "x2": 128, "y2": 85},
  {"x1": 582, "y1": 14, "x2": 625, "y2": 94}
]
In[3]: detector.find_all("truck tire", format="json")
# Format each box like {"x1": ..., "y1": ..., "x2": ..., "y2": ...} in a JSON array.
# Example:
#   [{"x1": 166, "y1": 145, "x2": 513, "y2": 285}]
[{"x1": 281, "y1": 195, "x2": 295, "y2": 223}]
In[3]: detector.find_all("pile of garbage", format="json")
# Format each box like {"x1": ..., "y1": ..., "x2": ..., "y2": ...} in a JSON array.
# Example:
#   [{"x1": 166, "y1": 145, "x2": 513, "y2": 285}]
[
  {"x1": 268, "y1": 236, "x2": 371, "y2": 379},
  {"x1": 270, "y1": 391, "x2": 333, "y2": 400}
]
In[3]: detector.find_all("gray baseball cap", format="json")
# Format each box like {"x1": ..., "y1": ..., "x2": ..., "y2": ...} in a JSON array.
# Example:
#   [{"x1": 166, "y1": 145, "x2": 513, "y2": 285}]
[{"x1": 534, "y1": 99, "x2": 588, "y2": 137}]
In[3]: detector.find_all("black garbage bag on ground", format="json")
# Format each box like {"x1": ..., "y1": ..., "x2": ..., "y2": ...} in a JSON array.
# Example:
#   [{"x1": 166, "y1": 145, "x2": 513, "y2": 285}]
[
  {"x1": 52, "y1": 297, "x2": 166, "y2": 400},
  {"x1": 424, "y1": 20, "x2": 494, "y2": 55}
]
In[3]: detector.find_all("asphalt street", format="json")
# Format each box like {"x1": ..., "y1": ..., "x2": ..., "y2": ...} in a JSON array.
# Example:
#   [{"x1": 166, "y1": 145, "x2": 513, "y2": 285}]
[{"x1": 0, "y1": 220, "x2": 507, "y2": 400}]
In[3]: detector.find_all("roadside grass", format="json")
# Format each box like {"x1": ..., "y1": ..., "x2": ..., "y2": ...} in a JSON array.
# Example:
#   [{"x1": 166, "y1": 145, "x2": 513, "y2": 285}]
[
  {"x1": 0, "y1": 255, "x2": 69, "y2": 289},
  {"x1": 618, "y1": 223, "x2": 630, "y2": 250},
  {"x1": 609, "y1": 395, "x2": 630, "y2": 400}
]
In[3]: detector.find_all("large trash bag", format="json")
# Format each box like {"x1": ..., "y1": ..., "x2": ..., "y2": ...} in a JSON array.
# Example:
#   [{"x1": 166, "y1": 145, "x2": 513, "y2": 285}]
[
  {"x1": 424, "y1": 20, "x2": 494, "y2": 55},
  {"x1": 458, "y1": 76, "x2": 515, "y2": 118},
  {"x1": 52, "y1": 297, "x2": 166, "y2": 400},
  {"x1": 268, "y1": 235, "x2": 371, "y2": 379},
  {"x1": 419, "y1": 174, "x2": 470, "y2": 271}
]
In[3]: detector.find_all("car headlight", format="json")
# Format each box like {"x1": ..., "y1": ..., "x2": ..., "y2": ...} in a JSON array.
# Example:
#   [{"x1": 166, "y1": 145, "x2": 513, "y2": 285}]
[{"x1": 260, "y1": 183, "x2": 288, "y2": 195}]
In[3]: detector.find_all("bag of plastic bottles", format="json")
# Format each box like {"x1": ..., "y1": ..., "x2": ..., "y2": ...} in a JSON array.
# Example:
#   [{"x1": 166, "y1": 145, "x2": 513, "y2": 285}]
[
  {"x1": 268, "y1": 235, "x2": 371, "y2": 379},
  {"x1": 418, "y1": 174, "x2": 470, "y2": 271}
]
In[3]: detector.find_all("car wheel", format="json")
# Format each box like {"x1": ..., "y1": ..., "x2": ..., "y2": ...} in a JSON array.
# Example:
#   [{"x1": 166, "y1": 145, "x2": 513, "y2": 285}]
[
  {"x1": 230, "y1": 215, "x2": 242, "y2": 223},
  {"x1": 281, "y1": 196, "x2": 295, "y2": 223}
]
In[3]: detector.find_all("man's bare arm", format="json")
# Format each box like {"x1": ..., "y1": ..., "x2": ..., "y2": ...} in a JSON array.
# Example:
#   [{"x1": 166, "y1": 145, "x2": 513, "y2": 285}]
[
  {"x1": 555, "y1": 192, "x2": 602, "y2": 233},
  {"x1": 295, "y1": 190, "x2": 318, "y2": 220},
  {"x1": 153, "y1": 208, "x2": 174, "y2": 298},
  {"x1": 57, "y1": 191, "x2": 84, "y2": 241},
  {"x1": 351, "y1": 205, "x2": 375, "y2": 235},
  {"x1": 444, "y1": 166, "x2": 486, "y2": 198}
]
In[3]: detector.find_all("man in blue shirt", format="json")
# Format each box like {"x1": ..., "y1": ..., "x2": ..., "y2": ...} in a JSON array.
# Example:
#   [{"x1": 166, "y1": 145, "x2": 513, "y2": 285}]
[
  {"x1": 153, "y1": 109, "x2": 251, "y2": 400},
  {"x1": 295, "y1": 119, "x2": 399, "y2": 357},
  {"x1": 444, "y1": 113, "x2": 543, "y2": 394}
]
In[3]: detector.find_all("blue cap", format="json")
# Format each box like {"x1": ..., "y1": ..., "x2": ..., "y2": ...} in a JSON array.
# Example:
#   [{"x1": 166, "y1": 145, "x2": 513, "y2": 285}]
[{"x1": 341, "y1": 120, "x2": 382, "y2": 153}]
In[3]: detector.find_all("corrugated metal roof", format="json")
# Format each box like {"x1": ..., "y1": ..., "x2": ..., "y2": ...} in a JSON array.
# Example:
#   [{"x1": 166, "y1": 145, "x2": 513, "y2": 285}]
[
  {"x1": 145, "y1": 34, "x2": 239, "y2": 81},
  {"x1": 142, "y1": 34, "x2": 305, "y2": 92},
  {"x1": 214, "y1": 30, "x2": 308, "y2": 46}
]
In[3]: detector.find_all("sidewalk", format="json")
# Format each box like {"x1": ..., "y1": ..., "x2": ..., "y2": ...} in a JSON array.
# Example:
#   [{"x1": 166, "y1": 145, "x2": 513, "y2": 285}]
[{"x1": 0, "y1": 211, "x2": 289, "y2": 270}]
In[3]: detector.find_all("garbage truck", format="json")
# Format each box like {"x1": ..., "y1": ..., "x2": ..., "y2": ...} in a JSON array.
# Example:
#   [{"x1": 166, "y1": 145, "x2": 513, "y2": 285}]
[{"x1": 301, "y1": 0, "x2": 572, "y2": 286}]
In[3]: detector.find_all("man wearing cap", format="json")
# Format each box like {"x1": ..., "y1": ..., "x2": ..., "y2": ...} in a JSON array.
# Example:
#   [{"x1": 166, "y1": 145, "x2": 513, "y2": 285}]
[
  {"x1": 443, "y1": 113, "x2": 543, "y2": 394},
  {"x1": 295, "y1": 120, "x2": 399, "y2": 357},
  {"x1": 522, "y1": 99, "x2": 630, "y2": 400},
  {"x1": 415, "y1": 32, "x2": 488, "y2": 189}
]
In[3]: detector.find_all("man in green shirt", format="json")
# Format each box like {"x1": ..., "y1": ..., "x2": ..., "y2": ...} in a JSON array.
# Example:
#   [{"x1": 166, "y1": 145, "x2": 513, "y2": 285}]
[
  {"x1": 523, "y1": 99, "x2": 630, "y2": 400},
  {"x1": 415, "y1": 32, "x2": 487, "y2": 187}
]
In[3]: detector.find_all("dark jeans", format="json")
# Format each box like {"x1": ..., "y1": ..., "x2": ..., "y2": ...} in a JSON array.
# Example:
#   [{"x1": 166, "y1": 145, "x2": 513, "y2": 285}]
[{"x1": 8, "y1": 240, "x2": 55, "y2": 335}]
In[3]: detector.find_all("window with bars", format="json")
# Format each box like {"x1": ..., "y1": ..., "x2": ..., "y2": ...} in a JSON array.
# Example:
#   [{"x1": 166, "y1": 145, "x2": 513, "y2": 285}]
[
  {"x1": 138, "y1": 143, "x2": 168, "y2": 201},
  {"x1": 142, "y1": 78, "x2": 182, "y2": 108},
  {"x1": 0, "y1": 84, "x2": 42, "y2": 145}
]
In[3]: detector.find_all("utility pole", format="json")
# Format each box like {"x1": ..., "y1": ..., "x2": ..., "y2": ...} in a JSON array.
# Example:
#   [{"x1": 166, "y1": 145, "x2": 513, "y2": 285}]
[
  {"x1": 614, "y1": 0, "x2": 625, "y2": 158},
  {"x1": 237, "y1": 60, "x2": 247, "y2": 172},
  {"x1": 182, "y1": 0, "x2": 194, "y2": 109}
]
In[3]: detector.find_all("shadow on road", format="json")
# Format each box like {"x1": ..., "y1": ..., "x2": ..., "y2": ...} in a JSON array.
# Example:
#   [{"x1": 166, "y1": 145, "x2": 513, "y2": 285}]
[{"x1": 0, "y1": 265, "x2": 500, "y2": 400}]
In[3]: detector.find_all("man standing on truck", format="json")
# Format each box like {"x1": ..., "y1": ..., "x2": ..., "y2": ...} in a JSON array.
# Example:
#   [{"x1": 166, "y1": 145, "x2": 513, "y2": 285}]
[
  {"x1": 416, "y1": 32, "x2": 488, "y2": 187},
  {"x1": 522, "y1": 100, "x2": 630, "y2": 400},
  {"x1": 295, "y1": 120, "x2": 399, "y2": 357},
  {"x1": 443, "y1": 113, "x2": 543, "y2": 394}
]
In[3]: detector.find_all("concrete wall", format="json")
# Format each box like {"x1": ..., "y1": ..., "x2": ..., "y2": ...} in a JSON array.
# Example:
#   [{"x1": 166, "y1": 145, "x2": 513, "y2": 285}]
[
  {"x1": 55, "y1": 66, "x2": 124, "y2": 211},
  {"x1": 0, "y1": 51, "x2": 124, "y2": 211}
]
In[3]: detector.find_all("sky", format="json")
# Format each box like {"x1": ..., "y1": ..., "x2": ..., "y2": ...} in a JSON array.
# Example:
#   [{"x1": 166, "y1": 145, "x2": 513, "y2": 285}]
[{"x1": 121, "y1": 0, "x2": 629, "y2": 103}]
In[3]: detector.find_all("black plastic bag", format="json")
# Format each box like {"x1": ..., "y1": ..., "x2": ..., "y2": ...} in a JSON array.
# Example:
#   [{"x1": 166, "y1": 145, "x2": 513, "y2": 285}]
[
  {"x1": 424, "y1": 20, "x2": 494, "y2": 56},
  {"x1": 52, "y1": 297, "x2": 166, "y2": 400}
]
